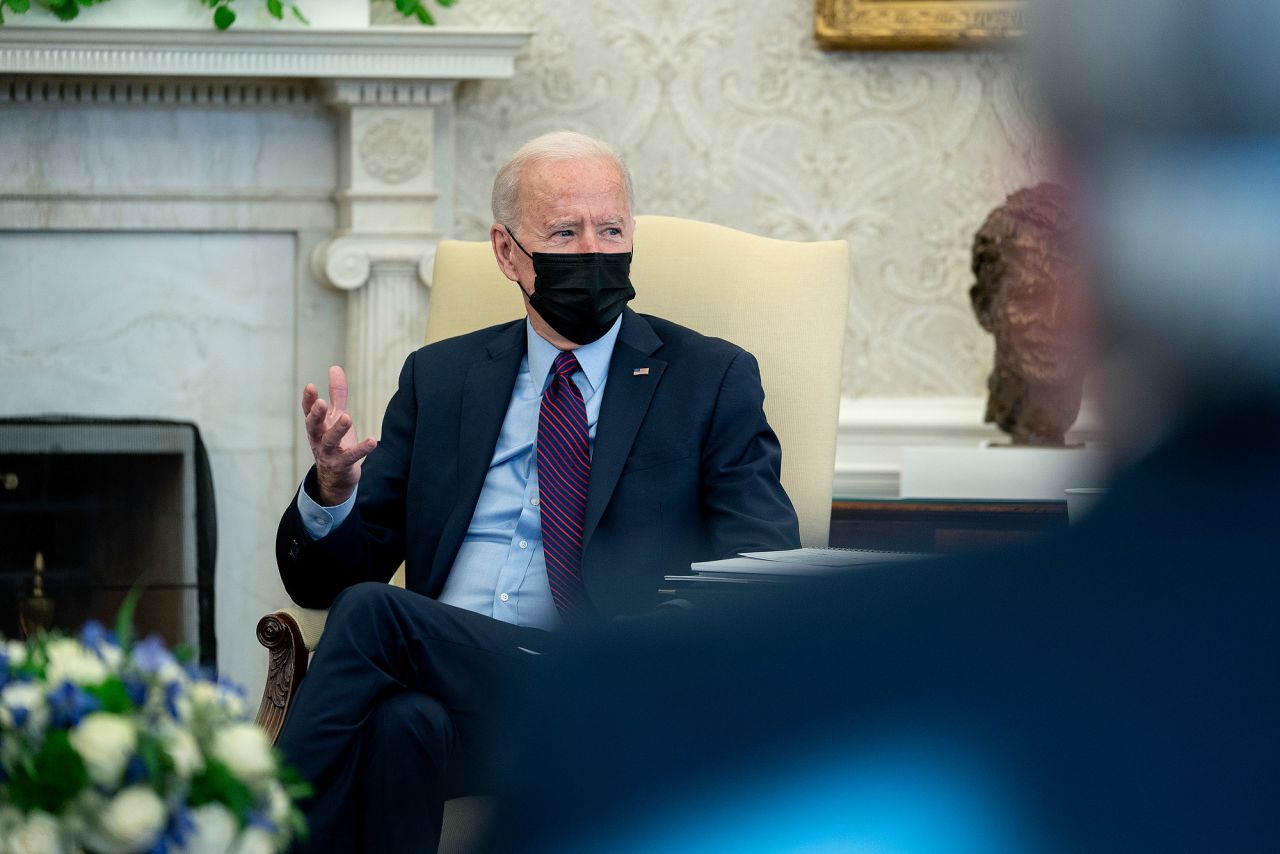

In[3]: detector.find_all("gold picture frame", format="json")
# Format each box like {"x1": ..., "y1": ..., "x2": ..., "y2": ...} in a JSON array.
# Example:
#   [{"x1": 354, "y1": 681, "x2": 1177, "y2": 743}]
[{"x1": 815, "y1": 0, "x2": 1025, "y2": 50}]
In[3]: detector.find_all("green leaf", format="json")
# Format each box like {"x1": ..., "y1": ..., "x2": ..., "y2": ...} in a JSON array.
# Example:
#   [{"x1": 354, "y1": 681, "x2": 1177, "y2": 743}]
[
  {"x1": 393, "y1": 0, "x2": 414, "y2": 14},
  {"x1": 280, "y1": 762, "x2": 314, "y2": 800},
  {"x1": 136, "y1": 732, "x2": 175, "y2": 791},
  {"x1": 7, "y1": 730, "x2": 89, "y2": 813},
  {"x1": 413, "y1": 4, "x2": 434, "y2": 25},
  {"x1": 265, "y1": 0, "x2": 281, "y2": 19},
  {"x1": 289, "y1": 3, "x2": 307, "y2": 24},
  {"x1": 289, "y1": 807, "x2": 310, "y2": 843},
  {"x1": 189, "y1": 758, "x2": 256, "y2": 821},
  {"x1": 113, "y1": 584, "x2": 144, "y2": 652},
  {"x1": 49, "y1": 0, "x2": 79, "y2": 21},
  {"x1": 435, "y1": 0, "x2": 456, "y2": 6},
  {"x1": 9, "y1": 0, "x2": 30, "y2": 14},
  {"x1": 84, "y1": 676, "x2": 132, "y2": 714},
  {"x1": 213, "y1": 4, "x2": 235, "y2": 29}
]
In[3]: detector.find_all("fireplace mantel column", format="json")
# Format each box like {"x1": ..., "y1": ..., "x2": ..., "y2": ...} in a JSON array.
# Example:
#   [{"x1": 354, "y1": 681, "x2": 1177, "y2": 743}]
[{"x1": 312, "y1": 79, "x2": 452, "y2": 436}]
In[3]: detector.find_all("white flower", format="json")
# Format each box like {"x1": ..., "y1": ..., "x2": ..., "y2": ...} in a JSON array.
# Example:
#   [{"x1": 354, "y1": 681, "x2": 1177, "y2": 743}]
[
  {"x1": 68, "y1": 712, "x2": 136, "y2": 789},
  {"x1": 162, "y1": 723, "x2": 204, "y2": 779},
  {"x1": 217, "y1": 687, "x2": 247, "y2": 720},
  {"x1": 44, "y1": 638, "x2": 108, "y2": 687},
  {"x1": 83, "y1": 786, "x2": 166, "y2": 854},
  {"x1": 6, "y1": 810, "x2": 67, "y2": 854},
  {"x1": 179, "y1": 804, "x2": 237, "y2": 854},
  {"x1": 211, "y1": 723, "x2": 276, "y2": 785},
  {"x1": 178, "y1": 681, "x2": 218, "y2": 723},
  {"x1": 264, "y1": 780, "x2": 291, "y2": 827},
  {"x1": 4, "y1": 639, "x2": 27, "y2": 668},
  {"x1": 229, "y1": 827, "x2": 274, "y2": 854},
  {"x1": 97, "y1": 643, "x2": 125, "y2": 672},
  {"x1": 1, "y1": 681, "x2": 49, "y2": 734}
]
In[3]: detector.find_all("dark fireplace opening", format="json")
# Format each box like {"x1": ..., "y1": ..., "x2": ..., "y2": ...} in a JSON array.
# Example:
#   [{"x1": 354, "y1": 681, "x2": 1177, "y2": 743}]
[{"x1": 0, "y1": 418, "x2": 216, "y2": 666}]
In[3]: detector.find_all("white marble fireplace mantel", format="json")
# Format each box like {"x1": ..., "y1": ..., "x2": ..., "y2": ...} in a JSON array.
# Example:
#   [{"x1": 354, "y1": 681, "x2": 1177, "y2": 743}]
[
  {"x1": 2, "y1": 25, "x2": 530, "y2": 434},
  {"x1": 0, "y1": 24, "x2": 529, "y2": 690},
  {"x1": 0, "y1": 25, "x2": 529, "y2": 80}
]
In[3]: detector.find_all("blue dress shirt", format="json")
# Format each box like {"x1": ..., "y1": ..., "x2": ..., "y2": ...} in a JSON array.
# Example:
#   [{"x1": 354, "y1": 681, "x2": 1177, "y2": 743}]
[{"x1": 296, "y1": 314, "x2": 623, "y2": 631}]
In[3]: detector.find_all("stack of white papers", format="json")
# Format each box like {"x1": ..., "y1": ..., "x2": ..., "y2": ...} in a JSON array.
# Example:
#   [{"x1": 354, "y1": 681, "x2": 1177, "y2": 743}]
[{"x1": 672, "y1": 547, "x2": 930, "y2": 583}]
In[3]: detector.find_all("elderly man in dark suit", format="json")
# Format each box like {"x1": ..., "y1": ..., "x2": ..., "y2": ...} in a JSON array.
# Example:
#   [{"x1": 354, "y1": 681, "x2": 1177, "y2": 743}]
[{"x1": 272, "y1": 131, "x2": 800, "y2": 851}]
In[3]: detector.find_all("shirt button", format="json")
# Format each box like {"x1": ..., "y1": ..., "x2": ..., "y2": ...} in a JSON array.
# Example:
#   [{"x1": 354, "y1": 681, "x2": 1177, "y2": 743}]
[
  {"x1": 519, "y1": 539, "x2": 528, "y2": 549},
  {"x1": 531, "y1": 497, "x2": 540, "y2": 507},
  {"x1": 500, "y1": 593, "x2": 510, "y2": 602}
]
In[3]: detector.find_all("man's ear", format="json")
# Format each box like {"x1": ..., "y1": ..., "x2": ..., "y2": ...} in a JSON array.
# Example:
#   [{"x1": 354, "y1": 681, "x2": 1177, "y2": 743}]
[{"x1": 490, "y1": 224, "x2": 522, "y2": 284}]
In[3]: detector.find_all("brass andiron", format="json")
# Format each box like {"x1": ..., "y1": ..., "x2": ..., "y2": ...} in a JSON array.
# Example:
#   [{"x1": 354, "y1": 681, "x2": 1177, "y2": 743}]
[{"x1": 19, "y1": 551, "x2": 55, "y2": 637}]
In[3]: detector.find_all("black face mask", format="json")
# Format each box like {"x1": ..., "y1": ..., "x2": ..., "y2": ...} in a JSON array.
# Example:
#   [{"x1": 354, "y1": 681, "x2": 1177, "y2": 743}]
[{"x1": 505, "y1": 226, "x2": 636, "y2": 345}]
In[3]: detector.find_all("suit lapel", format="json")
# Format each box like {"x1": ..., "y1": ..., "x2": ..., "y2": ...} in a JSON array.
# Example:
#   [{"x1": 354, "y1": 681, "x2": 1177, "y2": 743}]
[
  {"x1": 431, "y1": 320, "x2": 526, "y2": 580},
  {"x1": 583, "y1": 310, "x2": 666, "y2": 550}
]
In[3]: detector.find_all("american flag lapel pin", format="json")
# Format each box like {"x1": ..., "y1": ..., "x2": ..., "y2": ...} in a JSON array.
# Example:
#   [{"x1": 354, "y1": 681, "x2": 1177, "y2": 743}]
[{"x1": 632, "y1": 367, "x2": 650, "y2": 376}]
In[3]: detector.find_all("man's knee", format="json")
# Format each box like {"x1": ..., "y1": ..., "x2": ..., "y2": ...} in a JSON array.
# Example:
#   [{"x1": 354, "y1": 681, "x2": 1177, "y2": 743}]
[
  {"x1": 328, "y1": 581, "x2": 402, "y2": 633},
  {"x1": 367, "y1": 691, "x2": 455, "y2": 770}
]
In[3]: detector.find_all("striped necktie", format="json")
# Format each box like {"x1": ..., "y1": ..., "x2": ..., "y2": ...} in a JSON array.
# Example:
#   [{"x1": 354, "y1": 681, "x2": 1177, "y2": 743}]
[{"x1": 538, "y1": 351, "x2": 593, "y2": 621}]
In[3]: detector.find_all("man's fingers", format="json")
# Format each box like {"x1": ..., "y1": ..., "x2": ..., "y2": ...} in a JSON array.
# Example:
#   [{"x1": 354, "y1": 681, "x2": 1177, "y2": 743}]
[
  {"x1": 328, "y1": 365, "x2": 349, "y2": 414},
  {"x1": 305, "y1": 398, "x2": 330, "y2": 445},
  {"x1": 318, "y1": 412, "x2": 352, "y2": 456},
  {"x1": 339, "y1": 438, "x2": 378, "y2": 467},
  {"x1": 301, "y1": 384, "x2": 318, "y2": 417}
]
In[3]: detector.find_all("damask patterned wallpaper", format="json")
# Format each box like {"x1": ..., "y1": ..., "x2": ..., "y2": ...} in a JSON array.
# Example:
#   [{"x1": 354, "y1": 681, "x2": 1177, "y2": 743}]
[{"x1": 395, "y1": 0, "x2": 1047, "y2": 398}]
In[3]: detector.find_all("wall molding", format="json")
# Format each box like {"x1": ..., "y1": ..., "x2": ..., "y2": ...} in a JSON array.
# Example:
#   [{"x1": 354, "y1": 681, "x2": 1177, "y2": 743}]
[
  {"x1": 0, "y1": 27, "x2": 531, "y2": 81},
  {"x1": 1, "y1": 75, "x2": 318, "y2": 106}
]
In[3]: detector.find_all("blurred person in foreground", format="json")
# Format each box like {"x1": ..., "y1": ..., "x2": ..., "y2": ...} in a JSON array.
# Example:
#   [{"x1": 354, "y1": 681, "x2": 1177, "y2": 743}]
[{"x1": 487, "y1": 2, "x2": 1280, "y2": 851}]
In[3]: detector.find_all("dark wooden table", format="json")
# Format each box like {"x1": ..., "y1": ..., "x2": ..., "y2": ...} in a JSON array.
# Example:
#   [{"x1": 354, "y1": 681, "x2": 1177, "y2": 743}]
[{"x1": 830, "y1": 498, "x2": 1068, "y2": 554}]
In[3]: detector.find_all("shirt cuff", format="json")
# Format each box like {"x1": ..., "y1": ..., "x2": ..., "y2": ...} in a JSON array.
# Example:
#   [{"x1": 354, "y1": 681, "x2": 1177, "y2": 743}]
[{"x1": 296, "y1": 479, "x2": 357, "y2": 540}]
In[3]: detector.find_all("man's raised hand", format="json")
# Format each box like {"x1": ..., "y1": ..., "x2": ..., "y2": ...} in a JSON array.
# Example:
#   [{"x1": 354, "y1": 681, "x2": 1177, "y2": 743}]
[{"x1": 302, "y1": 365, "x2": 377, "y2": 506}]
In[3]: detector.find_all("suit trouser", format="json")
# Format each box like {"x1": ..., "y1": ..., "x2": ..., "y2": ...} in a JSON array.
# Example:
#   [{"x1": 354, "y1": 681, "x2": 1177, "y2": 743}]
[{"x1": 276, "y1": 582, "x2": 557, "y2": 853}]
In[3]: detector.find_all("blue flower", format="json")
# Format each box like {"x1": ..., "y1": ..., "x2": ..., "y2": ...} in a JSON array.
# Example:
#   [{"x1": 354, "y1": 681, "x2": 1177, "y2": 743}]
[
  {"x1": 164, "y1": 681, "x2": 184, "y2": 720},
  {"x1": 184, "y1": 662, "x2": 216, "y2": 683},
  {"x1": 79, "y1": 621, "x2": 119, "y2": 655},
  {"x1": 122, "y1": 676, "x2": 149, "y2": 708},
  {"x1": 124, "y1": 753, "x2": 149, "y2": 785},
  {"x1": 217, "y1": 677, "x2": 247, "y2": 700},
  {"x1": 132, "y1": 635, "x2": 176, "y2": 675},
  {"x1": 159, "y1": 806, "x2": 196, "y2": 853},
  {"x1": 47, "y1": 681, "x2": 101, "y2": 728}
]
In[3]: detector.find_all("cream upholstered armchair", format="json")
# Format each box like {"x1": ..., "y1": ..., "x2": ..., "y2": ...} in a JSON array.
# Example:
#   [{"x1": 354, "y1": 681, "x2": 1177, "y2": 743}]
[{"x1": 254, "y1": 216, "x2": 849, "y2": 846}]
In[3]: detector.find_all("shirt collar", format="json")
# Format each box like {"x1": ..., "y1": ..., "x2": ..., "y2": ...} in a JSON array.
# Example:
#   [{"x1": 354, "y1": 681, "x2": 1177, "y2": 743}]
[{"x1": 526, "y1": 313, "x2": 623, "y2": 395}]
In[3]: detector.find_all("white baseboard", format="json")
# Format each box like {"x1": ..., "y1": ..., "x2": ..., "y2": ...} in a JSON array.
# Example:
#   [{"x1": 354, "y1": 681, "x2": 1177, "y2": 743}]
[{"x1": 833, "y1": 396, "x2": 1105, "y2": 499}]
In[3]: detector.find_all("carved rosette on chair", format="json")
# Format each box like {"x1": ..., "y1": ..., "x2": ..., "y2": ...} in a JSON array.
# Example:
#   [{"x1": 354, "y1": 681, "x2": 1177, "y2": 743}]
[
  {"x1": 254, "y1": 607, "x2": 328, "y2": 742},
  {"x1": 311, "y1": 80, "x2": 451, "y2": 436}
]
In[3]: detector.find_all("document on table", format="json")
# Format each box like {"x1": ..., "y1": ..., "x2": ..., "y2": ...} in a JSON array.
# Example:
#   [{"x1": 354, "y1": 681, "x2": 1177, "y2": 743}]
[{"x1": 687, "y1": 547, "x2": 930, "y2": 578}]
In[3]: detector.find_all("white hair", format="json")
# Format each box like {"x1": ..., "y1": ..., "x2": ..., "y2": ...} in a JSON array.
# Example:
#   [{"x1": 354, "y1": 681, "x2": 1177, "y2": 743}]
[{"x1": 490, "y1": 131, "x2": 635, "y2": 231}]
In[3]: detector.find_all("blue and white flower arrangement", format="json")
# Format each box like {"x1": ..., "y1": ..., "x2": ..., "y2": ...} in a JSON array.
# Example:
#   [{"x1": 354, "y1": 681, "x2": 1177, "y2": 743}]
[{"x1": 0, "y1": 610, "x2": 308, "y2": 854}]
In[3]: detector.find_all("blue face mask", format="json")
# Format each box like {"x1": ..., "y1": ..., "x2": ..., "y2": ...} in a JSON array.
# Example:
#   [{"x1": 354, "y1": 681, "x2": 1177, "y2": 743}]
[{"x1": 506, "y1": 226, "x2": 636, "y2": 345}]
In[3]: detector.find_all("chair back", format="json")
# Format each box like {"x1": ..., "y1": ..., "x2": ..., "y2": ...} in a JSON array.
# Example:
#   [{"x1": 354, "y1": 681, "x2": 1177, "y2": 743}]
[{"x1": 426, "y1": 215, "x2": 849, "y2": 546}]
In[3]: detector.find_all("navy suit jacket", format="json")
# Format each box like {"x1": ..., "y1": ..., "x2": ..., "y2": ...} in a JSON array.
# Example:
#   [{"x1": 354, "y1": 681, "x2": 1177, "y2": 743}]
[{"x1": 277, "y1": 308, "x2": 800, "y2": 618}]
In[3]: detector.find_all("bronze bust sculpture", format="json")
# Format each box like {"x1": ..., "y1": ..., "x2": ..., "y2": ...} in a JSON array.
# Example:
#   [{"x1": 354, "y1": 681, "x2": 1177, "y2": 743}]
[{"x1": 970, "y1": 183, "x2": 1088, "y2": 446}]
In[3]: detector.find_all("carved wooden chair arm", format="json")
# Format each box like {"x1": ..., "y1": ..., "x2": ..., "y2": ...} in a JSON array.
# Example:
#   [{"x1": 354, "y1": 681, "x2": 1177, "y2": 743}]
[{"x1": 254, "y1": 607, "x2": 329, "y2": 743}]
